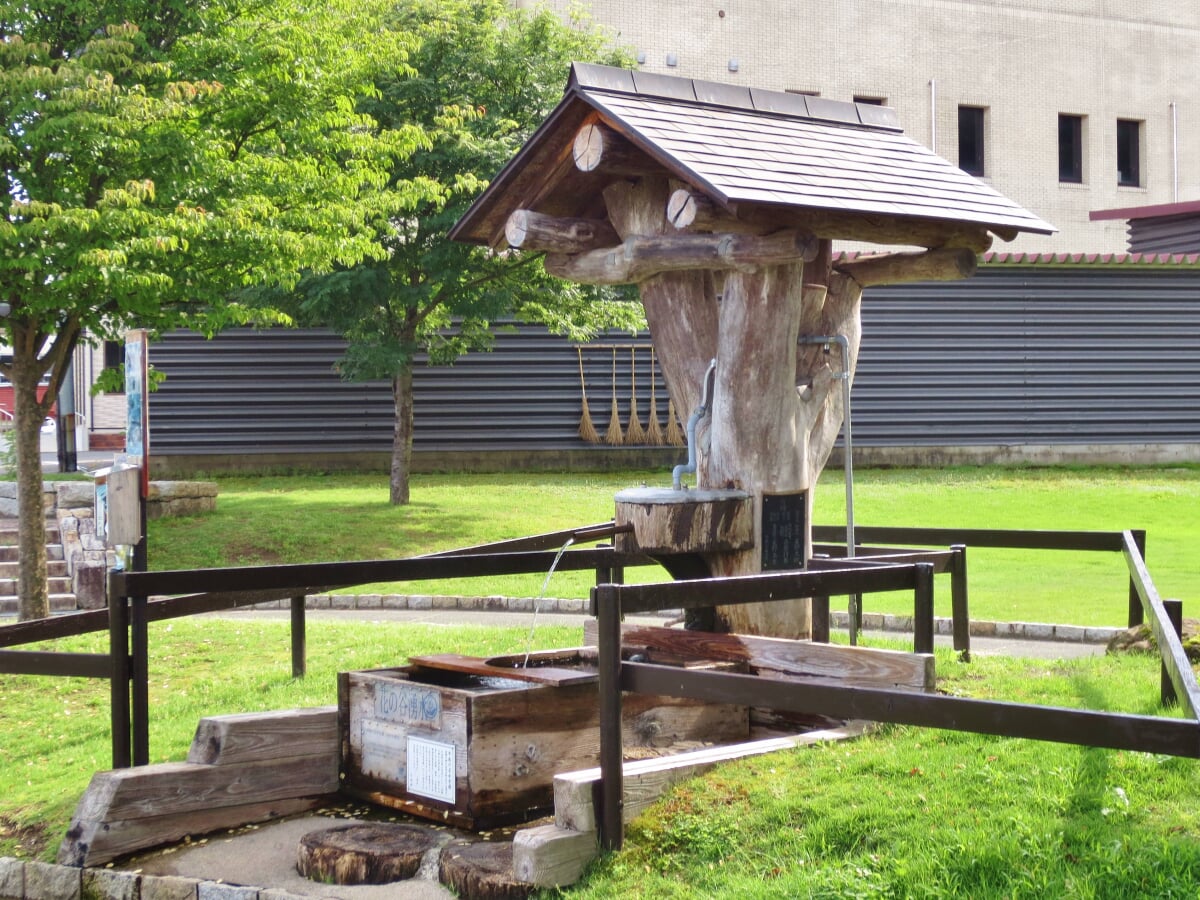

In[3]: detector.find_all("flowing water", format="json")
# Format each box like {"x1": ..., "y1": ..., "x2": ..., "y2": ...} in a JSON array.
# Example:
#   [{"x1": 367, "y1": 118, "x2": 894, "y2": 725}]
[{"x1": 522, "y1": 537, "x2": 575, "y2": 669}]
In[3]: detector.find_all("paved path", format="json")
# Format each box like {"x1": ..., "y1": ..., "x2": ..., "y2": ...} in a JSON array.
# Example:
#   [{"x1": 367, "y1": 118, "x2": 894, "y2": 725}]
[{"x1": 215, "y1": 606, "x2": 1107, "y2": 660}]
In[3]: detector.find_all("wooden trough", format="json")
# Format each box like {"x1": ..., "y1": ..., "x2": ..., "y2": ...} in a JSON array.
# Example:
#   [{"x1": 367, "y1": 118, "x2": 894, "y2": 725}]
[{"x1": 338, "y1": 648, "x2": 751, "y2": 829}]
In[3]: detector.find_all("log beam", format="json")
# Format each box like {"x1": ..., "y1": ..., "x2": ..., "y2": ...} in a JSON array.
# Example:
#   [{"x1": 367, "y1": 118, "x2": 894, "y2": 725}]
[
  {"x1": 836, "y1": 247, "x2": 978, "y2": 287},
  {"x1": 573, "y1": 122, "x2": 655, "y2": 176},
  {"x1": 544, "y1": 229, "x2": 818, "y2": 285},
  {"x1": 667, "y1": 188, "x2": 994, "y2": 252},
  {"x1": 504, "y1": 209, "x2": 619, "y2": 253}
]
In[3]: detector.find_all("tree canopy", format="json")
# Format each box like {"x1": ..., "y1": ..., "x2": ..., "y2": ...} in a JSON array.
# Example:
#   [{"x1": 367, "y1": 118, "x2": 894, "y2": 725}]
[
  {"x1": 273, "y1": 0, "x2": 643, "y2": 503},
  {"x1": 0, "y1": 0, "x2": 430, "y2": 617}
]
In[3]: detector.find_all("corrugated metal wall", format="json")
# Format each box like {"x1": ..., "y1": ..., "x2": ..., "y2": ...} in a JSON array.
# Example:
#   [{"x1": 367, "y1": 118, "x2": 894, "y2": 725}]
[
  {"x1": 147, "y1": 265, "x2": 1200, "y2": 465},
  {"x1": 1128, "y1": 216, "x2": 1200, "y2": 254}
]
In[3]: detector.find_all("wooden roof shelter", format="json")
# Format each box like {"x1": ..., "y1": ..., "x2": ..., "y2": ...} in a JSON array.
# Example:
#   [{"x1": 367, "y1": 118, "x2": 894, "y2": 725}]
[
  {"x1": 451, "y1": 64, "x2": 1054, "y2": 639},
  {"x1": 451, "y1": 63, "x2": 1053, "y2": 252}
]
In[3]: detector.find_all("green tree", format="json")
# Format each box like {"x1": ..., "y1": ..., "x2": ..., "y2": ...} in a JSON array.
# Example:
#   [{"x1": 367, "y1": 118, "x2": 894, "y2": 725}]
[
  {"x1": 276, "y1": 0, "x2": 643, "y2": 505},
  {"x1": 0, "y1": 0, "x2": 428, "y2": 619}
]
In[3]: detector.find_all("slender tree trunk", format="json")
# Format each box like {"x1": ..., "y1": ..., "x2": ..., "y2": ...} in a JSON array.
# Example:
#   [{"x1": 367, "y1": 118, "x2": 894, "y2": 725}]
[
  {"x1": 389, "y1": 364, "x2": 414, "y2": 505},
  {"x1": 12, "y1": 358, "x2": 49, "y2": 621}
]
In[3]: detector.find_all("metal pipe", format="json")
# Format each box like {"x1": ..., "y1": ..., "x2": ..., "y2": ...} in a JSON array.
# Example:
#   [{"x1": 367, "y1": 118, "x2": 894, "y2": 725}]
[
  {"x1": 929, "y1": 78, "x2": 936, "y2": 152},
  {"x1": 1171, "y1": 100, "x2": 1179, "y2": 203},
  {"x1": 799, "y1": 334, "x2": 858, "y2": 642},
  {"x1": 672, "y1": 358, "x2": 717, "y2": 489}
]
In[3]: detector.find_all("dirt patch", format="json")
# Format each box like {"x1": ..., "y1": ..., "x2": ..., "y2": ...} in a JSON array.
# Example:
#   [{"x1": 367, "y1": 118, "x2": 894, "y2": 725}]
[
  {"x1": 0, "y1": 814, "x2": 52, "y2": 859},
  {"x1": 225, "y1": 542, "x2": 285, "y2": 565}
]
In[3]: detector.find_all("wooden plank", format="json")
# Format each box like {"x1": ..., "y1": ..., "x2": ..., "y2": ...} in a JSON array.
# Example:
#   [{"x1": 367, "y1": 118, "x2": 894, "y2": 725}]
[
  {"x1": 582, "y1": 623, "x2": 935, "y2": 691},
  {"x1": 90, "y1": 755, "x2": 338, "y2": 823},
  {"x1": 61, "y1": 794, "x2": 328, "y2": 867},
  {"x1": 186, "y1": 706, "x2": 338, "y2": 766},
  {"x1": 553, "y1": 722, "x2": 870, "y2": 833},
  {"x1": 407, "y1": 652, "x2": 598, "y2": 686},
  {"x1": 512, "y1": 823, "x2": 597, "y2": 888}
]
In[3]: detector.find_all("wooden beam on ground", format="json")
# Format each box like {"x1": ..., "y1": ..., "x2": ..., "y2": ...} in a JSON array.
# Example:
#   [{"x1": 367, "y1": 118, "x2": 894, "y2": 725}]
[
  {"x1": 186, "y1": 706, "x2": 338, "y2": 765},
  {"x1": 553, "y1": 722, "x2": 870, "y2": 834},
  {"x1": 59, "y1": 707, "x2": 341, "y2": 867},
  {"x1": 836, "y1": 248, "x2": 978, "y2": 287},
  {"x1": 544, "y1": 230, "x2": 818, "y2": 285},
  {"x1": 504, "y1": 209, "x2": 619, "y2": 253},
  {"x1": 511, "y1": 722, "x2": 869, "y2": 888},
  {"x1": 582, "y1": 622, "x2": 934, "y2": 691}
]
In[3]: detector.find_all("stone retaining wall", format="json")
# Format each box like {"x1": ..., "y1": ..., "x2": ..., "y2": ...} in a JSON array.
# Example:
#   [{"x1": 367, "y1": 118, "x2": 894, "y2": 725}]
[
  {"x1": 0, "y1": 480, "x2": 218, "y2": 611},
  {"x1": 0, "y1": 855, "x2": 292, "y2": 899}
]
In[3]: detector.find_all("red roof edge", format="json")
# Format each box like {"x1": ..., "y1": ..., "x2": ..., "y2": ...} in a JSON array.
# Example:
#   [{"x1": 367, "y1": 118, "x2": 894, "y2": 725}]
[{"x1": 1089, "y1": 199, "x2": 1200, "y2": 222}]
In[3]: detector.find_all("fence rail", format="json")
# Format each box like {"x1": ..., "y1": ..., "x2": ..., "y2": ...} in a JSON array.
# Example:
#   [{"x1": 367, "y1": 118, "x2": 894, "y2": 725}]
[{"x1": 0, "y1": 522, "x2": 1190, "y2": 809}]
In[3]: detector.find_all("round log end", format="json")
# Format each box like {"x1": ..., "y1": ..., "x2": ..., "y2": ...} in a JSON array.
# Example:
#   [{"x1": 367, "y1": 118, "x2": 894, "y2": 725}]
[
  {"x1": 439, "y1": 839, "x2": 533, "y2": 900},
  {"x1": 296, "y1": 822, "x2": 439, "y2": 885},
  {"x1": 667, "y1": 189, "x2": 697, "y2": 229},
  {"x1": 572, "y1": 123, "x2": 604, "y2": 172},
  {"x1": 504, "y1": 210, "x2": 530, "y2": 248}
]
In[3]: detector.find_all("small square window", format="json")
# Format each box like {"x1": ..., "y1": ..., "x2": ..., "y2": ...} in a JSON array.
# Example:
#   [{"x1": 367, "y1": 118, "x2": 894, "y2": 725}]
[
  {"x1": 1058, "y1": 114, "x2": 1084, "y2": 183},
  {"x1": 958, "y1": 106, "x2": 985, "y2": 176},
  {"x1": 1117, "y1": 119, "x2": 1141, "y2": 187},
  {"x1": 854, "y1": 96, "x2": 885, "y2": 106}
]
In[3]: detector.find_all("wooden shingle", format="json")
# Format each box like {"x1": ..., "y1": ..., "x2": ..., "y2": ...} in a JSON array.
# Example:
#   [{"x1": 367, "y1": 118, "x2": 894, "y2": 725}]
[{"x1": 450, "y1": 63, "x2": 1053, "y2": 248}]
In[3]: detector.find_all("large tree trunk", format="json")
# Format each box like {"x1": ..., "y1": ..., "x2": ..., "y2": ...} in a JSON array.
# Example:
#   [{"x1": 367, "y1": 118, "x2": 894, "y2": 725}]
[
  {"x1": 389, "y1": 364, "x2": 414, "y2": 506},
  {"x1": 11, "y1": 353, "x2": 49, "y2": 621}
]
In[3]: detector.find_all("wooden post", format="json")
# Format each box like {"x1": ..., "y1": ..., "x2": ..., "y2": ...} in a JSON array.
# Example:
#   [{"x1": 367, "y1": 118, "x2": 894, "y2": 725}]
[
  {"x1": 950, "y1": 544, "x2": 971, "y2": 661},
  {"x1": 108, "y1": 574, "x2": 131, "y2": 769},
  {"x1": 914, "y1": 563, "x2": 935, "y2": 655},
  {"x1": 131, "y1": 594, "x2": 149, "y2": 766},
  {"x1": 291, "y1": 595, "x2": 306, "y2": 679},
  {"x1": 1161, "y1": 598, "x2": 1183, "y2": 707},
  {"x1": 594, "y1": 584, "x2": 624, "y2": 851},
  {"x1": 1128, "y1": 529, "x2": 1147, "y2": 627}
]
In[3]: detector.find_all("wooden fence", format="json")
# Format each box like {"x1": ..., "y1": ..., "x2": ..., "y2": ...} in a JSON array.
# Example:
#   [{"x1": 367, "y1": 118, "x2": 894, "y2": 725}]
[{"x1": 0, "y1": 521, "x2": 1188, "y2": 828}]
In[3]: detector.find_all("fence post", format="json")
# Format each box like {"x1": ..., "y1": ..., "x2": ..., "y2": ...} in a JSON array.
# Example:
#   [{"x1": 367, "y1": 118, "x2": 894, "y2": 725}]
[
  {"x1": 811, "y1": 595, "x2": 830, "y2": 643},
  {"x1": 291, "y1": 595, "x2": 307, "y2": 678},
  {"x1": 1128, "y1": 530, "x2": 1147, "y2": 627},
  {"x1": 107, "y1": 570, "x2": 131, "y2": 769},
  {"x1": 914, "y1": 563, "x2": 935, "y2": 655},
  {"x1": 950, "y1": 544, "x2": 971, "y2": 662},
  {"x1": 131, "y1": 594, "x2": 149, "y2": 766},
  {"x1": 1161, "y1": 598, "x2": 1183, "y2": 708},
  {"x1": 594, "y1": 583, "x2": 624, "y2": 851}
]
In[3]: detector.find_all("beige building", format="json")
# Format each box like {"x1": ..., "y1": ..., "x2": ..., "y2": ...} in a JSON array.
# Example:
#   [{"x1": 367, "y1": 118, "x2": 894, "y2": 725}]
[{"x1": 525, "y1": 0, "x2": 1200, "y2": 252}]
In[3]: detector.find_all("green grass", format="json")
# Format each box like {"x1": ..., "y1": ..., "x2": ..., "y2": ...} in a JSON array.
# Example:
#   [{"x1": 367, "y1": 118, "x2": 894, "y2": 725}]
[
  {"x1": 148, "y1": 465, "x2": 1200, "y2": 627},
  {"x1": 569, "y1": 646, "x2": 1200, "y2": 899},
  {"x1": 0, "y1": 618, "x2": 581, "y2": 862}
]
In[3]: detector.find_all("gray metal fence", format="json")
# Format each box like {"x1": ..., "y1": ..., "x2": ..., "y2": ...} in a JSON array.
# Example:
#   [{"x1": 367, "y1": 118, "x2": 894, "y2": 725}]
[{"x1": 146, "y1": 263, "x2": 1200, "y2": 470}]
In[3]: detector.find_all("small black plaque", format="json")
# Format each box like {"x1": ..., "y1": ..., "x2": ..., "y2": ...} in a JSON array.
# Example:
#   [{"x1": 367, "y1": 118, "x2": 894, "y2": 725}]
[{"x1": 761, "y1": 492, "x2": 807, "y2": 571}]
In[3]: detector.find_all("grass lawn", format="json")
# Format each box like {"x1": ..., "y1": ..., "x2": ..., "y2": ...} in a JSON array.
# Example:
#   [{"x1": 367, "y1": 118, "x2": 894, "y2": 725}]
[
  {"x1": 149, "y1": 465, "x2": 1200, "y2": 627},
  {"x1": 2, "y1": 464, "x2": 1198, "y2": 893},
  {"x1": 2, "y1": 621, "x2": 1199, "y2": 898}
]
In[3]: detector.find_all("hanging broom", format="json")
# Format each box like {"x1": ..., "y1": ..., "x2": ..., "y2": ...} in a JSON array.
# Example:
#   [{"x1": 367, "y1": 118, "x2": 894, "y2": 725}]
[
  {"x1": 625, "y1": 346, "x2": 647, "y2": 444},
  {"x1": 604, "y1": 348, "x2": 624, "y2": 445},
  {"x1": 576, "y1": 347, "x2": 599, "y2": 443},
  {"x1": 646, "y1": 347, "x2": 665, "y2": 445},
  {"x1": 665, "y1": 371, "x2": 686, "y2": 448}
]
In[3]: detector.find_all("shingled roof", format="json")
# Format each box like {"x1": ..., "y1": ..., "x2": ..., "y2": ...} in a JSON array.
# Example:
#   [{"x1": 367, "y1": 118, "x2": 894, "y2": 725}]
[{"x1": 450, "y1": 63, "x2": 1054, "y2": 248}]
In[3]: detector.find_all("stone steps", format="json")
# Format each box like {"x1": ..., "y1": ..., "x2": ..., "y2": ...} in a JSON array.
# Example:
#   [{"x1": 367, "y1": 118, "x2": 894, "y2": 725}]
[{"x1": 0, "y1": 516, "x2": 77, "y2": 614}]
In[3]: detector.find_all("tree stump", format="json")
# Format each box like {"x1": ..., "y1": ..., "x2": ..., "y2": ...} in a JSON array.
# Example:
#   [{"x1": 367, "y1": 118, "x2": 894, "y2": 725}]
[
  {"x1": 296, "y1": 822, "x2": 438, "y2": 885},
  {"x1": 439, "y1": 839, "x2": 533, "y2": 900}
]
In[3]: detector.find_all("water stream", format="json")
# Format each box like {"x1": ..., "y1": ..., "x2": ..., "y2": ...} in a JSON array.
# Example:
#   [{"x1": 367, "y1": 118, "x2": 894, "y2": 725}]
[{"x1": 522, "y1": 537, "x2": 575, "y2": 669}]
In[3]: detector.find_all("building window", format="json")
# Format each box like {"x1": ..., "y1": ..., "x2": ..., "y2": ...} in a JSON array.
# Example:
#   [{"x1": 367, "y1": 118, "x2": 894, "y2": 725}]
[
  {"x1": 786, "y1": 89, "x2": 820, "y2": 97},
  {"x1": 1058, "y1": 114, "x2": 1084, "y2": 183},
  {"x1": 958, "y1": 105, "x2": 985, "y2": 176},
  {"x1": 854, "y1": 96, "x2": 885, "y2": 106},
  {"x1": 103, "y1": 340, "x2": 126, "y2": 393},
  {"x1": 1117, "y1": 119, "x2": 1141, "y2": 187}
]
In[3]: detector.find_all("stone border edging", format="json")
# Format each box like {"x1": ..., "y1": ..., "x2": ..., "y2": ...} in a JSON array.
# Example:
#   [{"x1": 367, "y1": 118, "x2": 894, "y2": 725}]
[
  {"x1": 241, "y1": 593, "x2": 1119, "y2": 644},
  {"x1": 0, "y1": 856, "x2": 288, "y2": 900}
]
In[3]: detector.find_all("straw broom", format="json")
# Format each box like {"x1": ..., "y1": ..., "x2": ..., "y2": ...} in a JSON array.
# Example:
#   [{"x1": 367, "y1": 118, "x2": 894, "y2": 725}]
[
  {"x1": 646, "y1": 347, "x2": 665, "y2": 445},
  {"x1": 604, "y1": 348, "x2": 624, "y2": 445},
  {"x1": 625, "y1": 346, "x2": 647, "y2": 444},
  {"x1": 576, "y1": 347, "x2": 599, "y2": 443}
]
